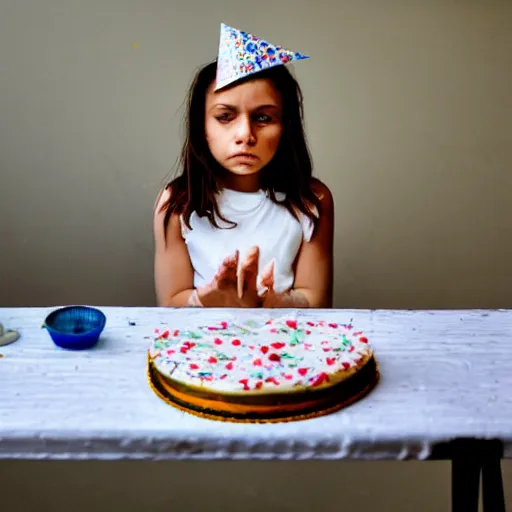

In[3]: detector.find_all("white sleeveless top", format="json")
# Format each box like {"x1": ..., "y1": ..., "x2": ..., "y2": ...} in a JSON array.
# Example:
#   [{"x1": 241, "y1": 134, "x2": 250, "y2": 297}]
[{"x1": 180, "y1": 188, "x2": 316, "y2": 295}]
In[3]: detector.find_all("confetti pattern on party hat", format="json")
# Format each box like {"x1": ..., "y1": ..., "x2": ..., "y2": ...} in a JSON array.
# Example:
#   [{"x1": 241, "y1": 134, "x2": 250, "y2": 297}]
[{"x1": 215, "y1": 23, "x2": 309, "y2": 91}]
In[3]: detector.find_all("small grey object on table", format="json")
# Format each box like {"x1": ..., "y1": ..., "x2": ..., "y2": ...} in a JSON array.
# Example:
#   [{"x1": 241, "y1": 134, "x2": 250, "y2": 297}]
[{"x1": 0, "y1": 323, "x2": 20, "y2": 346}]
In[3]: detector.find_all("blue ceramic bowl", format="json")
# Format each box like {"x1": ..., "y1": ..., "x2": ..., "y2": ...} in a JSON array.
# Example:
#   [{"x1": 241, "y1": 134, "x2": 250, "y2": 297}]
[{"x1": 44, "y1": 305, "x2": 106, "y2": 350}]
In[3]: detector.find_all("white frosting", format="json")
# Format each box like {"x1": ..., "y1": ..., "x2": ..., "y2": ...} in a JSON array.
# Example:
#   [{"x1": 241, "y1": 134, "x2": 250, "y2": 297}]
[{"x1": 149, "y1": 315, "x2": 373, "y2": 395}]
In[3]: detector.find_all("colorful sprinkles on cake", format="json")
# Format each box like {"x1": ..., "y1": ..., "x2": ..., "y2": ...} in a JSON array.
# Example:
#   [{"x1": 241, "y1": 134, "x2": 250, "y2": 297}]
[{"x1": 149, "y1": 316, "x2": 372, "y2": 393}]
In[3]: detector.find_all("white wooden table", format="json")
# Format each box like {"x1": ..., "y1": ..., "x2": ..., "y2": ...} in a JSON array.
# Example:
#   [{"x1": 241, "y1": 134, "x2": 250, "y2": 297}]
[{"x1": 1, "y1": 307, "x2": 511, "y2": 511}]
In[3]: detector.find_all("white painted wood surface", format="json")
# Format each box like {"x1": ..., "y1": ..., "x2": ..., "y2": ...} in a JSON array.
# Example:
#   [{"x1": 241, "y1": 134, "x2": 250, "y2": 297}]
[{"x1": 1, "y1": 307, "x2": 511, "y2": 461}]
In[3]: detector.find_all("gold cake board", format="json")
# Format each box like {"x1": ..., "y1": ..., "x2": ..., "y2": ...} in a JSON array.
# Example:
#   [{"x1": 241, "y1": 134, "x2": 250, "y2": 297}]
[{"x1": 147, "y1": 356, "x2": 380, "y2": 424}]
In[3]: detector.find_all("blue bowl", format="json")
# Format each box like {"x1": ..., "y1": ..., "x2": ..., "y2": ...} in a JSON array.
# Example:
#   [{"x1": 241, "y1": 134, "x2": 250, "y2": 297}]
[{"x1": 44, "y1": 305, "x2": 106, "y2": 350}]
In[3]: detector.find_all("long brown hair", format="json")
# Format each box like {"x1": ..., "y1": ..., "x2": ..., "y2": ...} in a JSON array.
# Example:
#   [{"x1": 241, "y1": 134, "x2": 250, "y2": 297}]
[{"x1": 159, "y1": 60, "x2": 321, "y2": 235}]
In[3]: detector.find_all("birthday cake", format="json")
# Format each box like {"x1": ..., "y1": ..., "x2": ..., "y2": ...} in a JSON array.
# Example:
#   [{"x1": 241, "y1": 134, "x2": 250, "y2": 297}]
[{"x1": 147, "y1": 315, "x2": 379, "y2": 422}]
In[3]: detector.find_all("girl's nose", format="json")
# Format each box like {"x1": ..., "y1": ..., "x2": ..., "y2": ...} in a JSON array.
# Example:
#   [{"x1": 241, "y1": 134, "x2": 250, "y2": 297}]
[{"x1": 235, "y1": 117, "x2": 256, "y2": 145}]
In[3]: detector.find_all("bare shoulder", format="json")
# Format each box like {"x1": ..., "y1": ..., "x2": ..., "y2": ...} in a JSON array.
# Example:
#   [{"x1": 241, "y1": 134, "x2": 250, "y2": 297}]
[
  {"x1": 153, "y1": 186, "x2": 171, "y2": 215},
  {"x1": 152, "y1": 186, "x2": 181, "y2": 242},
  {"x1": 310, "y1": 178, "x2": 334, "y2": 213}
]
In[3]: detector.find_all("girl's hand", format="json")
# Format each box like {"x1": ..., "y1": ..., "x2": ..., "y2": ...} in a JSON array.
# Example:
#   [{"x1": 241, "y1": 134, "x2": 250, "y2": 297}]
[
  {"x1": 197, "y1": 248, "x2": 261, "y2": 308},
  {"x1": 260, "y1": 260, "x2": 309, "y2": 308},
  {"x1": 259, "y1": 260, "x2": 280, "y2": 307}
]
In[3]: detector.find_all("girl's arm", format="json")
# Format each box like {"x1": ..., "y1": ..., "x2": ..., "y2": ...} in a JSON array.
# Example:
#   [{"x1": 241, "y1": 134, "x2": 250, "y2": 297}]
[
  {"x1": 153, "y1": 188, "x2": 262, "y2": 308},
  {"x1": 153, "y1": 188, "x2": 196, "y2": 307},
  {"x1": 264, "y1": 180, "x2": 335, "y2": 308}
]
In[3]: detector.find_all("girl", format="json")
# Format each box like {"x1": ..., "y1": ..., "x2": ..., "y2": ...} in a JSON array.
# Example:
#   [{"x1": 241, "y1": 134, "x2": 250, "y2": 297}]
[{"x1": 153, "y1": 58, "x2": 334, "y2": 308}]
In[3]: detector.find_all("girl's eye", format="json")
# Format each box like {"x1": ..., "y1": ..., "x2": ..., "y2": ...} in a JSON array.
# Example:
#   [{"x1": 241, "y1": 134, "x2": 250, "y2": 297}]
[
  {"x1": 254, "y1": 114, "x2": 272, "y2": 123},
  {"x1": 215, "y1": 113, "x2": 233, "y2": 123},
  {"x1": 215, "y1": 113, "x2": 273, "y2": 124}
]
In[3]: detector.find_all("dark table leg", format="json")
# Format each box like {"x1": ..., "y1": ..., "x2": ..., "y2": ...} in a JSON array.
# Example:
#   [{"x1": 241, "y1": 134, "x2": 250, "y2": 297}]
[
  {"x1": 481, "y1": 440, "x2": 506, "y2": 512},
  {"x1": 446, "y1": 438, "x2": 506, "y2": 512},
  {"x1": 451, "y1": 451, "x2": 481, "y2": 512}
]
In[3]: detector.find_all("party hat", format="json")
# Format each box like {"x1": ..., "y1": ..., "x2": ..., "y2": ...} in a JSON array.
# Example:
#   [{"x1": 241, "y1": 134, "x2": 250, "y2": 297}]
[{"x1": 215, "y1": 23, "x2": 309, "y2": 90}]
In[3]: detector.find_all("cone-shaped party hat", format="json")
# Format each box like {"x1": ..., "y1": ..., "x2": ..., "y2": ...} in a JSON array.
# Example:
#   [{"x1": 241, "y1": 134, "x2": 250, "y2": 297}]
[{"x1": 215, "y1": 23, "x2": 309, "y2": 90}]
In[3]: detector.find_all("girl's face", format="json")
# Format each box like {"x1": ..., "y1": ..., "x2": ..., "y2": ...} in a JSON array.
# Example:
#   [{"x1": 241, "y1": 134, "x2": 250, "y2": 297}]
[{"x1": 204, "y1": 78, "x2": 283, "y2": 186}]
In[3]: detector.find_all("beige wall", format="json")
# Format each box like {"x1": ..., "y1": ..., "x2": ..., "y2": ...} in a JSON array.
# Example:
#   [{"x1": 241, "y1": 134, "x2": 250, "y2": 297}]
[{"x1": 1, "y1": 1, "x2": 511, "y2": 510}]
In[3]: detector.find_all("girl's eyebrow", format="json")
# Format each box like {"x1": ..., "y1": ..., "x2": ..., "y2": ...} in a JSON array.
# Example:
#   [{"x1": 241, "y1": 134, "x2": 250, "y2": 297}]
[
  {"x1": 210, "y1": 103, "x2": 279, "y2": 111},
  {"x1": 212, "y1": 103, "x2": 236, "y2": 110},
  {"x1": 254, "y1": 104, "x2": 279, "y2": 111}
]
